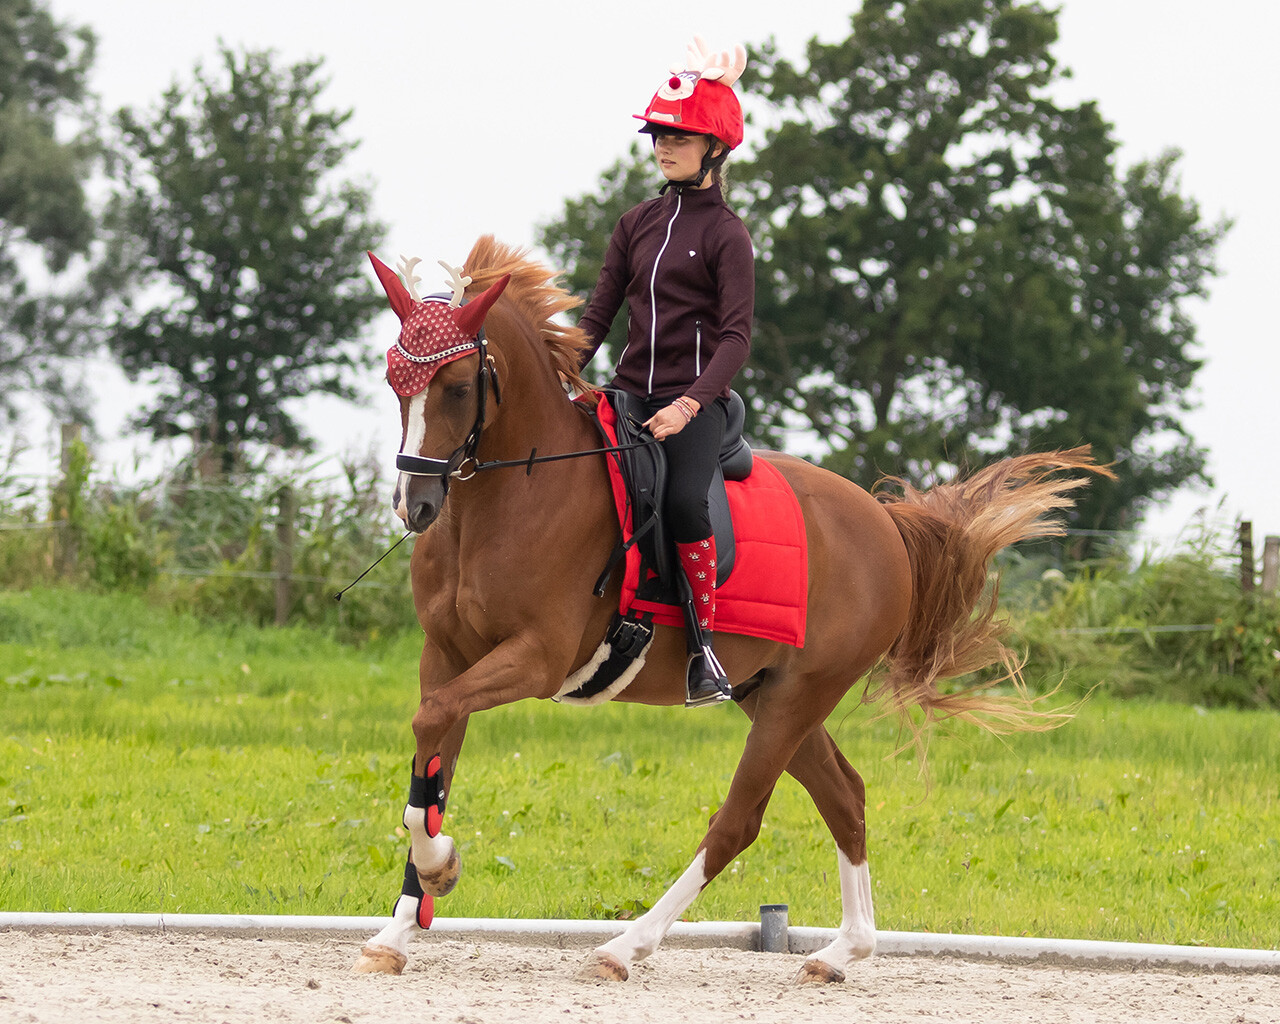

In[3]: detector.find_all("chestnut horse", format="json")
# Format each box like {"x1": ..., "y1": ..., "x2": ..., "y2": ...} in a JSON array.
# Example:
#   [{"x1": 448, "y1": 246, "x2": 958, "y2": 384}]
[{"x1": 354, "y1": 237, "x2": 1103, "y2": 984}]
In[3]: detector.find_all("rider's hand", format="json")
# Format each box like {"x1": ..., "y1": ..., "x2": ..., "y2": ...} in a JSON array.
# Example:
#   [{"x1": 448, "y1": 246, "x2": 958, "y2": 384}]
[{"x1": 643, "y1": 398, "x2": 700, "y2": 440}]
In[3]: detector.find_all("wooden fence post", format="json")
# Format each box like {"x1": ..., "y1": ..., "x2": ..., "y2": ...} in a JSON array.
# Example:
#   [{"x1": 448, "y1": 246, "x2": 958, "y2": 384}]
[
  {"x1": 1262, "y1": 536, "x2": 1280, "y2": 597},
  {"x1": 1239, "y1": 521, "x2": 1255, "y2": 594},
  {"x1": 274, "y1": 485, "x2": 295, "y2": 626},
  {"x1": 54, "y1": 423, "x2": 83, "y2": 577}
]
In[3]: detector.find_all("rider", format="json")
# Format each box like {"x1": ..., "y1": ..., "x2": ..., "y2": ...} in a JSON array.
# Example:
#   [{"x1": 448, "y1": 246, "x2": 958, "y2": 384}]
[{"x1": 576, "y1": 41, "x2": 754, "y2": 707}]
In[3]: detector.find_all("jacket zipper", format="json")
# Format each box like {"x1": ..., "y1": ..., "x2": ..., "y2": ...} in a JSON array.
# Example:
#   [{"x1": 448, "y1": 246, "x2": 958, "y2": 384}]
[
  {"x1": 647, "y1": 191, "x2": 682, "y2": 395},
  {"x1": 695, "y1": 320, "x2": 703, "y2": 376}
]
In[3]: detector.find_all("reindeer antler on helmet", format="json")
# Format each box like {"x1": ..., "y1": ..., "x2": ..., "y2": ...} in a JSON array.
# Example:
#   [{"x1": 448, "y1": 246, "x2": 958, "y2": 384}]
[{"x1": 679, "y1": 36, "x2": 747, "y2": 88}]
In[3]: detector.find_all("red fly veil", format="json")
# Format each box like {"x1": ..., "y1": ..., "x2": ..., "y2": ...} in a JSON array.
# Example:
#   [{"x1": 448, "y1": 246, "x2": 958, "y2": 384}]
[{"x1": 369, "y1": 252, "x2": 511, "y2": 398}]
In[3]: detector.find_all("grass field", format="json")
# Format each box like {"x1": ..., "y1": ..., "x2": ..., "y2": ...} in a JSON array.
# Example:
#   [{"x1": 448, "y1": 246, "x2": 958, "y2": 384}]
[{"x1": 2, "y1": 587, "x2": 1278, "y2": 949}]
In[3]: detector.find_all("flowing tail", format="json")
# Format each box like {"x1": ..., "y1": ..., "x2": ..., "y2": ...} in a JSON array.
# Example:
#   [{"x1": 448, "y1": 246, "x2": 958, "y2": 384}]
[{"x1": 871, "y1": 446, "x2": 1112, "y2": 738}]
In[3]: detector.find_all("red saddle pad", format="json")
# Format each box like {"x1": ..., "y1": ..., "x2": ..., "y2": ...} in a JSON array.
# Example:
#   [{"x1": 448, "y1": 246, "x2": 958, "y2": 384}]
[{"x1": 593, "y1": 394, "x2": 807, "y2": 648}]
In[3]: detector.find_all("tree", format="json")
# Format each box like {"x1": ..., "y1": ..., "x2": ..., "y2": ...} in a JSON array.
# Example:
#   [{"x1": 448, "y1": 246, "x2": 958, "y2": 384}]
[
  {"x1": 0, "y1": 0, "x2": 98, "y2": 421},
  {"x1": 102, "y1": 46, "x2": 385, "y2": 471},
  {"x1": 743, "y1": 0, "x2": 1226, "y2": 530},
  {"x1": 540, "y1": 0, "x2": 1226, "y2": 532}
]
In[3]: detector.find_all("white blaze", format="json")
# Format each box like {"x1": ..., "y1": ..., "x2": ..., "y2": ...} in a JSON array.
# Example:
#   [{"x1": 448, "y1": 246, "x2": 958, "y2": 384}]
[{"x1": 395, "y1": 390, "x2": 430, "y2": 521}]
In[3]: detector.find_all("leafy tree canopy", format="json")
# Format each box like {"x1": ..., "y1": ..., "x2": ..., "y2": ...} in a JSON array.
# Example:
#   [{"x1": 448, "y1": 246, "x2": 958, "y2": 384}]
[
  {"x1": 0, "y1": 0, "x2": 98, "y2": 420},
  {"x1": 540, "y1": 0, "x2": 1227, "y2": 531},
  {"x1": 102, "y1": 45, "x2": 386, "y2": 471}
]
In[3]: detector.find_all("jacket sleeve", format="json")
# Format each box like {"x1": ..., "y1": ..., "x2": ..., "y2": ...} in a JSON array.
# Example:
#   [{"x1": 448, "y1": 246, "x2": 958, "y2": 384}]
[
  {"x1": 575, "y1": 216, "x2": 630, "y2": 372},
  {"x1": 684, "y1": 218, "x2": 754, "y2": 409}
]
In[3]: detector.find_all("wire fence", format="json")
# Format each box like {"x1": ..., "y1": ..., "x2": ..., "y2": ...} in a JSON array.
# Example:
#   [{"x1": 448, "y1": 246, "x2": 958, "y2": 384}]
[
  {"x1": 0, "y1": 445, "x2": 417, "y2": 635},
  {"x1": 3, "y1": 436, "x2": 1277, "y2": 639}
]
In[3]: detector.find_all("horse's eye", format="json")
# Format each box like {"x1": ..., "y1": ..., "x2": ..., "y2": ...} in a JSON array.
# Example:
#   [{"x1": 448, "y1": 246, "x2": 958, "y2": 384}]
[{"x1": 445, "y1": 382, "x2": 472, "y2": 401}]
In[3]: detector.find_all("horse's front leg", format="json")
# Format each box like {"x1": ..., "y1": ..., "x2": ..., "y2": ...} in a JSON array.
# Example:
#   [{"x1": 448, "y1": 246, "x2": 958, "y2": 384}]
[
  {"x1": 356, "y1": 635, "x2": 566, "y2": 975},
  {"x1": 356, "y1": 715, "x2": 469, "y2": 975}
]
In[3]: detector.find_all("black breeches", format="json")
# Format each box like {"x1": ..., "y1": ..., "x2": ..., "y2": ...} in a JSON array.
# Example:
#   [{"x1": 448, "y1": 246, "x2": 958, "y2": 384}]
[{"x1": 640, "y1": 395, "x2": 728, "y2": 544}]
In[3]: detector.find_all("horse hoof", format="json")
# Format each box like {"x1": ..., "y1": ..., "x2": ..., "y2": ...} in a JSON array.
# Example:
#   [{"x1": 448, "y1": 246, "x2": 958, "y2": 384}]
[
  {"x1": 417, "y1": 844, "x2": 461, "y2": 896},
  {"x1": 792, "y1": 959, "x2": 845, "y2": 985},
  {"x1": 577, "y1": 952, "x2": 629, "y2": 982},
  {"x1": 354, "y1": 944, "x2": 407, "y2": 976}
]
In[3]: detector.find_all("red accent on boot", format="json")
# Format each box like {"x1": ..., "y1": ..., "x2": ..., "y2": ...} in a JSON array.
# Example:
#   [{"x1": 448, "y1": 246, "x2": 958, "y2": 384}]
[
  {"x1": 676, "y1": 537, "x2": 718, "y2": 632},
  {"x1": 417, "y1": 893, "x2": 435, "y2": 929}
]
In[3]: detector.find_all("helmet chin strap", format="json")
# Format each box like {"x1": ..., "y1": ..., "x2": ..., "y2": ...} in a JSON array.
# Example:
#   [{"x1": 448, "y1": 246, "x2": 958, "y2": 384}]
[
  {"x1": 659, "y1": 168, "x2": 709, "y2": 195},
  {"x1": 658, "y1": 142, "x2": 722, "y2": 195}
]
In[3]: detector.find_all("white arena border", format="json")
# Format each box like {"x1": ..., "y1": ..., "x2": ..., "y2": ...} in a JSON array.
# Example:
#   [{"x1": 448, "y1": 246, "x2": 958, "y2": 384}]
[{"x1": 2, "y1": 913, "x2": 1277, "y2": 972}]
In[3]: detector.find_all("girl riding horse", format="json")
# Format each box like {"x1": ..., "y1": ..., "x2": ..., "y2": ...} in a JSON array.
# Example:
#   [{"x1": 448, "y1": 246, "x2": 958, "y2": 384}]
[{"x1": 577, "y1": 39, "x2": 753, "y2": 707}]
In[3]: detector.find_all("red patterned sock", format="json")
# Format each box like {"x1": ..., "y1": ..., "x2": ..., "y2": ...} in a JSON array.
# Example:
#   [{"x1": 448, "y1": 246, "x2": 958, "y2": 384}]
[{"x1": 676, "y1": 537, "x2": 717, "y2": 633}]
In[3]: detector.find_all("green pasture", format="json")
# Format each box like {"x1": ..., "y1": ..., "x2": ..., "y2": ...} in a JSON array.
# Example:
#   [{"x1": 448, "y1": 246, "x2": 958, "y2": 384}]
[{"x1": 2, "y1": 587, "x2": 1277, "y2": 949}]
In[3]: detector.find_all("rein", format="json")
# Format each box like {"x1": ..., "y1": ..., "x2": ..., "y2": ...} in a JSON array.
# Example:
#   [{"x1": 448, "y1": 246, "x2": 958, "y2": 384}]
[{"x1": 397, "y1": 434, "x2": 659, "y2": 480}]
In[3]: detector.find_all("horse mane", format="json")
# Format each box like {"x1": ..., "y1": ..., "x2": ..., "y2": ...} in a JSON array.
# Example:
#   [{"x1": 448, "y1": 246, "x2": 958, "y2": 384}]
[{"x1": 462, "y1": 235, "x2": 595, "y2": 398}]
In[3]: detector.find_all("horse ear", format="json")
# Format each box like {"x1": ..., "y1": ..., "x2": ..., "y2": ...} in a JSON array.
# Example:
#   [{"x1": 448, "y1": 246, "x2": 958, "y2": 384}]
[
  {"x1": 453, "y1": 273, "x2": 511, "y2": 339},
  {"x1": 368, "y1": 251, "x2": 415, "y2": 321}
]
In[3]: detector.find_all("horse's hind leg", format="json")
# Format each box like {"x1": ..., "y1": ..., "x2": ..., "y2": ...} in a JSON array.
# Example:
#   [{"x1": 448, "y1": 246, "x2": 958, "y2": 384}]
[
  {"x1": 581, "y1": 673, "x2": 852, "y2": 981},
  {"x1": 781, "y1": 726, "x2": 876, "y2": 984}
]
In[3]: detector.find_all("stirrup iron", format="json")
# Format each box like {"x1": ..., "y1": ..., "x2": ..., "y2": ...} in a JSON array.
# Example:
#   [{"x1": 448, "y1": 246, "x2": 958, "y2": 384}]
[{"x1": 685, "y1": 643, "x2": 731, "y2": 707}]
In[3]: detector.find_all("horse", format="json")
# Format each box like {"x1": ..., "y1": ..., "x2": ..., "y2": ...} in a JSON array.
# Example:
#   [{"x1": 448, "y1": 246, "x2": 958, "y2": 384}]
[{"x1": 353, "y1": 236, "x2": 1107, "y2": 984}]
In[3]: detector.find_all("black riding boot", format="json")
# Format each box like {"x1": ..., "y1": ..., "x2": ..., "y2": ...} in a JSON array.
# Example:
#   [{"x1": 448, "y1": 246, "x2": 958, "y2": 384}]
[{"x1": 685, "y1": 634, "x2": 732, "y2": 707}]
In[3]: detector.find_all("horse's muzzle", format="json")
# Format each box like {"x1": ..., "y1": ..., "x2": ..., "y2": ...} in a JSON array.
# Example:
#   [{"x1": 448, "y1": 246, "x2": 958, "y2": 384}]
[{"x1": 395, "y1": 475, "x2": 448, "y2": 533}]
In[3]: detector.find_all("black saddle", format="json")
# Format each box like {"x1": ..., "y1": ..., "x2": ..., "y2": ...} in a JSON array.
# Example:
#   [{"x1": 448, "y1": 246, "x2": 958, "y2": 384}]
[{"x1": 598, "y1": 388, "x2": 753, "y2": 598}]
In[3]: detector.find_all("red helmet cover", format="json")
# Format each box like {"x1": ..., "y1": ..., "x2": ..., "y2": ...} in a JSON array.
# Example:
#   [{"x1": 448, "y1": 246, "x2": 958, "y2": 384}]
[{"x1": 635, "y1": 74, "x2": 743, "y2": 150}]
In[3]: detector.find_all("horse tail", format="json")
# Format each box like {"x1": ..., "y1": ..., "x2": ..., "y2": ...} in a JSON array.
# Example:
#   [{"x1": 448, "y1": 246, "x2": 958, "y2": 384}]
[{"x1": 871, "y1": 446, "x2": 1111, "y2": 742}]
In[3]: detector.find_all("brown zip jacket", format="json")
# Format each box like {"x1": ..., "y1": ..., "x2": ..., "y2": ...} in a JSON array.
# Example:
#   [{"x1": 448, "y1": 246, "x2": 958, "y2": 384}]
[{"x1": 577, "y1": 182, "x2": 754, "y2": 409}]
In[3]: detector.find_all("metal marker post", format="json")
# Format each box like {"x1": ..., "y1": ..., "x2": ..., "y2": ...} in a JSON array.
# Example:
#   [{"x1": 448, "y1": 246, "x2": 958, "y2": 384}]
[{"x1": 759, "y1": 904, "x2": 789, "y2": 953}]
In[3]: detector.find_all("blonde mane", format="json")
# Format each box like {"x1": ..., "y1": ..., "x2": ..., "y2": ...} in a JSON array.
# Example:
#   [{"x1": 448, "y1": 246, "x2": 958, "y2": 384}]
[{"x1": 462, "y1": 235, "x2": 595, "y2": 397}]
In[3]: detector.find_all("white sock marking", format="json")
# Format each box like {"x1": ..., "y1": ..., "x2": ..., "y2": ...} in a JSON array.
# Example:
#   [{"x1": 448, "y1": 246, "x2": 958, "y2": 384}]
[
  {"x1": 364, "y1": 893, "x2": 421, "y2": 959},
  {"x1": 403, "y1": 800, "x2": 455, "y2": 876},
  {"x1": 807, "y1": 850, "x2": 876, "y2": 972},
  {"x1": 596, "y1": 849, "x2": 708, "y2": 966}
]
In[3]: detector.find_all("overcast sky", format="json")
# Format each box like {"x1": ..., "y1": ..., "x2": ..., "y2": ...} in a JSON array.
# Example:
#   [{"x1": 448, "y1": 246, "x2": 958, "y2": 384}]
[{"x1": 37, "y1": 0, "x2": 1280, "y2": 547}]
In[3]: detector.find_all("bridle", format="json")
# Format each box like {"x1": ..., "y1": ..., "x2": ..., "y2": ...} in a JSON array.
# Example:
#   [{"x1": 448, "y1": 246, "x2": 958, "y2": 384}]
[{"x1": 394, "y1": 305, "x2": 501, "y2": 481}]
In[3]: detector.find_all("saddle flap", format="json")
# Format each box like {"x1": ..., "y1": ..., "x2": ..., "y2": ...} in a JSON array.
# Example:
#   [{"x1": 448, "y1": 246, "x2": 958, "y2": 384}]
[{"x1": 596, "y1": 388, "x2": 744, "y2": 593}]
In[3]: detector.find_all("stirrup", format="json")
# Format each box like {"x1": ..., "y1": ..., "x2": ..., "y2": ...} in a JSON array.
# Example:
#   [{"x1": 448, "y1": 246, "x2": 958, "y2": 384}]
[{"x1": 685, "y1": 644, "x2": 731, "y2": 707}]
